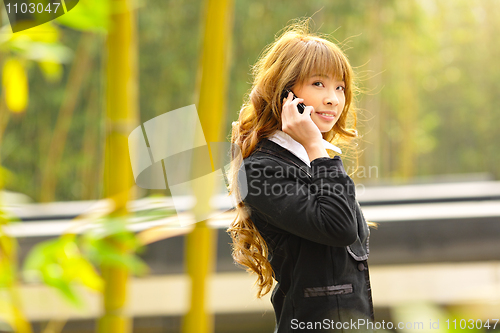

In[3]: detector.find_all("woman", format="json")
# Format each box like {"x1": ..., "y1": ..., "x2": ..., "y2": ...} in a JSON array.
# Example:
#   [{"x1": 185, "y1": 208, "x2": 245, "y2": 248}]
[{"x1": 228, "y1": 20, "x2": 374, "y2": 332}]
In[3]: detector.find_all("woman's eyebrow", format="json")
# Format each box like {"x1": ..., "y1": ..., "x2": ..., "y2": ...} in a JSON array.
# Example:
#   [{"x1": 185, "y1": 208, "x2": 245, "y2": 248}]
[
  {"x1": 311, "y1": 74, "x2": 345, "y2": 82},
  {"x1": 311, "y1": 74, "x2": 330, "y2": 79}
]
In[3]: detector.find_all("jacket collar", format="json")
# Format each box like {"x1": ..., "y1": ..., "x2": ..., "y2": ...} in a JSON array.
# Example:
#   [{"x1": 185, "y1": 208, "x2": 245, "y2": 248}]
[{"x1": 267, "y1": 130, "x2": 342, "y2": 167}]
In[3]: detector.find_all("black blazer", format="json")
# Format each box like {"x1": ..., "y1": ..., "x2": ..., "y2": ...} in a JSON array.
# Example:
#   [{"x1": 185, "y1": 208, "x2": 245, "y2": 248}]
[{"x1": 239, "y1": 139, "x2": 374, "y2": 332}]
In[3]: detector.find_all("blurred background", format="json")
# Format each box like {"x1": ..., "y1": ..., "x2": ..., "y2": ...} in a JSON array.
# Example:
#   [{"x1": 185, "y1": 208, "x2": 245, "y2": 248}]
[{"x1": 1, "y1": 0, "x2": 500, "y2": 332}]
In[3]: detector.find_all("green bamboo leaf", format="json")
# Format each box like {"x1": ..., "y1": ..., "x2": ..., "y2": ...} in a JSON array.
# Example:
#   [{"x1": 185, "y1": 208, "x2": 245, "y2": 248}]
[
  {"x1": 22, "y1": 236, "x2": 102, "y2": 307},
  {"x1": 83, "y1": 235, "x2": 148, "y2": 275},
  {"x1": 74, "y1": 258, "x2": 103, "y2": 292},
  {"x1": 15, "y1": 42, "x2": 73, "y2": 63},
  {"x1": 23, "y1": 241, "x2": 54, "y2": 279},
  {"x1": 0, "y1": 209, "x2": 10, "y2": 225},
  {"x1": 0, "y1": 229, "x2": 15, "y2": 258},
  {"x1": 2, "y1": 58, "x2": 28, "y2": 113},
  {"x1": 38, "y1": 60, "x2": 63, "y2": 82},
  {"x1": 55, "y1": 0, "x2": 110, "y2": 32},
  {"x1": 0, "y1": 259, "x2": 15, "y2": 288},
  {"x1": 50, "y1": 279, "x2": 82, "y2": 308}
]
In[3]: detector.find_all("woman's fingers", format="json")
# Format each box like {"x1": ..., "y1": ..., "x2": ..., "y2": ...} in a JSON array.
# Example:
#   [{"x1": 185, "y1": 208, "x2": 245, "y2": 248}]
[
  {"x1": 282, "y1": 92, "x2": 296, "y2": 124},
  {"x1": 285, "y1": 97, "x2": 305, "y2": 117},
  {"x1": 282, "y1": 93, "x2": 308, "y2": 129},
  {"x1": 282, "y1": 92, "x2": 316, "y2": 127},
  {"x1": 282, "y1": 96, "x2": 290, "y2": 124},
  {"x1": 281, "y1": 92, "x2": 322, "y2": 146},
  {"x1": 303, "y1": 105, "x2": 313, "y2": 116}
]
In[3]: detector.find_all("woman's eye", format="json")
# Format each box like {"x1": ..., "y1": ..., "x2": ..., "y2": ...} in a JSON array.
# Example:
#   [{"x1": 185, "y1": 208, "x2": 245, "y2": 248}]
[
  {"x1": 337, "y1": 85, "x2": 346, "y2": 91},
  {"x1": 313, "y1": 81, "x2": 324, "y2": 87}
]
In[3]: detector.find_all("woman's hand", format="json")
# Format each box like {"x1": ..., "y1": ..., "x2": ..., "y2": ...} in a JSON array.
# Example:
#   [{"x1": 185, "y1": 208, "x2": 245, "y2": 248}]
[{"x1": 282, "y1": 92, "x2": 328, "y2": 160}]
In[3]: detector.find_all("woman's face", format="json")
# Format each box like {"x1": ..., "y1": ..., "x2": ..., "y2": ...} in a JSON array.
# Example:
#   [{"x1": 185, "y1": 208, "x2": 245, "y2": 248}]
[{"x1": 291, "y1": 74, "x2": 346, "y2": 133}]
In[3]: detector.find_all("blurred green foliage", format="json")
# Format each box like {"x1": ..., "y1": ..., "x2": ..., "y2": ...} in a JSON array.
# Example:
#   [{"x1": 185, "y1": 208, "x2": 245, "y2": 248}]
[
  {"x1": 22, "y1": 214, "x2": 150, "y2": 308},
  {"x1": 23, "y1": 235, "x2": 103, "y2": 308},
  {"x1": 1, "y1": 0, "x2": 500, "y2": 202},
  {"x1": 81, "y1": 217, "x2": 148, "y2": 276}
]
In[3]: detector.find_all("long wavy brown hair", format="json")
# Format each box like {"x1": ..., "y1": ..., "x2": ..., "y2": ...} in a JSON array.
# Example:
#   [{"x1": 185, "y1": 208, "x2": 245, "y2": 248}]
[{"x1": 227, "y1": 19, "x2": 359, "y2": 298}]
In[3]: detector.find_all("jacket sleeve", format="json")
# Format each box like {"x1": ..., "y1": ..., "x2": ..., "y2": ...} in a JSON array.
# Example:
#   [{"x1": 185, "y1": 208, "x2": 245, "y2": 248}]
[{"x1": 240, "y1": 155, "x2": 358, "y2": 247}]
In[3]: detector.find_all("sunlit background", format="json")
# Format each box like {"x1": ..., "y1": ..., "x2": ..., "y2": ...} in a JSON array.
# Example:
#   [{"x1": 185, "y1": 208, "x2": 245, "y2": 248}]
[{"x1": 1, "y1": 0, "x2": 499, "y2": 332}]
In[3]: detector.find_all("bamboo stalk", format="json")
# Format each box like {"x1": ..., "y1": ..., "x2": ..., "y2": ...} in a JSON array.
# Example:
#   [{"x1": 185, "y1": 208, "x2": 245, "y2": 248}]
[
  {"x1": 0, "y1": 92, "x2": 10, "y2": 142},
  {"x1": 97, "y1": 0, "x2": 138, "y2": 331},
  {"x1": 80, "y1": 85, "x2": 100, "y2": 200},
  {"x1": 42, "y1": 319, "x2": 67, "y2": 333},
  {"x1": 182, "y1": 0, "x2": 234, "y2": 332},
  {"x1": 39, "y1": 33, "x2": 94, "y2": 202}
]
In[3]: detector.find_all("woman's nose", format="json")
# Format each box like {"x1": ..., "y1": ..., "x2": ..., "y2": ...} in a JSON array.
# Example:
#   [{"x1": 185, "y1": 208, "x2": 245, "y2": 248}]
[{"x1": 325, "y1": 91, "x2": 339, "y2": 106}]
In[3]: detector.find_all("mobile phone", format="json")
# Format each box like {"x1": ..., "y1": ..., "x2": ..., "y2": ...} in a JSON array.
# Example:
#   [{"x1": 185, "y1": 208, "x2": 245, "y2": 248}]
[{"x1": 281, "y1": 89, "x2": 306, "y2": 114}]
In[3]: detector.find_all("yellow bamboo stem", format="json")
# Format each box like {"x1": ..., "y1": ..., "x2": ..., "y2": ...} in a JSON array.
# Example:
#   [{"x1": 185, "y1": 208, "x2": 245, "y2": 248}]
[
  {"x1": 182, "y1": 0, "x2": 234, "y2": 332},
  {"x1": 97, "y1": 0, "x2": 138, "y2": 332}
]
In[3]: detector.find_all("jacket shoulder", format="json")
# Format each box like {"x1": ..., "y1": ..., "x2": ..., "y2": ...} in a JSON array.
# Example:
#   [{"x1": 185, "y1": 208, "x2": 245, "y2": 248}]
[{"x1": 245, "y1": 150, "x2": 286, "y2": 167}]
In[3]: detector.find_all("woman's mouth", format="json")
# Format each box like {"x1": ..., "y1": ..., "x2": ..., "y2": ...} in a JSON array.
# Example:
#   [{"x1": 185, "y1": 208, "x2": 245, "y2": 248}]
[{"x1": 315, "y1": 112, "x2": 336, "y2": 120}]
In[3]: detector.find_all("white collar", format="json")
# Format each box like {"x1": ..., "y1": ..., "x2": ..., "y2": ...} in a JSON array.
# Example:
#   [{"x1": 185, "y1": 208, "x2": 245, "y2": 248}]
[{"x1": 268, "y1": 130, "x2": 342, "y2": 167}]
